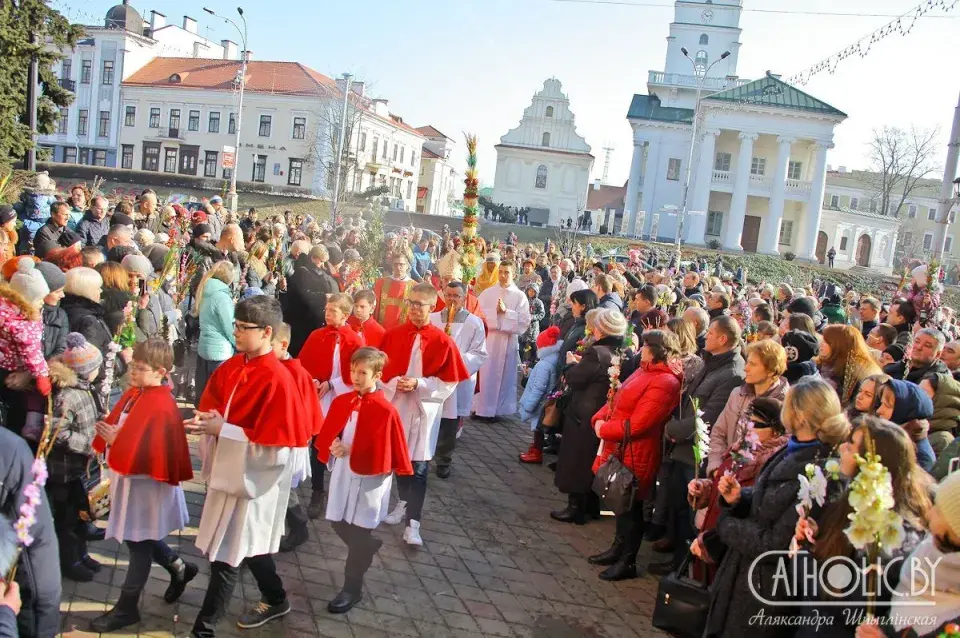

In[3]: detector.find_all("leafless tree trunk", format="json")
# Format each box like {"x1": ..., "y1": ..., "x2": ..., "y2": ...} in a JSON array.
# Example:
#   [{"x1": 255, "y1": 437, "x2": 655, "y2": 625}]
[
  {"x1": 865, "y1": 125, "x2": 940, "y2": 217},
  {"x1": 303, "y1": 86, "x2": 366, "y2": 216}
]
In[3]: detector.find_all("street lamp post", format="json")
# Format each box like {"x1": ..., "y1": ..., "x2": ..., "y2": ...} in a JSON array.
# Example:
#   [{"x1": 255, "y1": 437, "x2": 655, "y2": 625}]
[
  {"x1": 674, "y1": 48, "x2": 730, "y2": 248},
  {"x1": 204, "y1": 6, "x2": 247, "y2": 218}
]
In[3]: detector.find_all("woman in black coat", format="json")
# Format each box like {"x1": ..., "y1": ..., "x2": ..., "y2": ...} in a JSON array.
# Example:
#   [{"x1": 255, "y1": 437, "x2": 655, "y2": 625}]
[
  {"x1": 551, "y1": 308, "x2": 626, "y2": 525},
  {"x1": 60, "y1": 268, "x2": 127, "y2": 382}
]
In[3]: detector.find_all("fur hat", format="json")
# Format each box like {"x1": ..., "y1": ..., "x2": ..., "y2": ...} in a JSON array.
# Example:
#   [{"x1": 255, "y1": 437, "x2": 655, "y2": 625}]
[
  {"x1": 62, "y1": 332, "x2": 103, "y2": 377},
  {"x1": 936, "y1": 471, "x2": 960, "y2": 539},
  {"x1": 35, "y1": 261, "x2": 66, "y2": 292},
  {"x1": 10, "y1": 258, "x2": 49, "y2": 306},
  {"x1": 781, "y1": 330, "x2": 819, "y2": 363}
]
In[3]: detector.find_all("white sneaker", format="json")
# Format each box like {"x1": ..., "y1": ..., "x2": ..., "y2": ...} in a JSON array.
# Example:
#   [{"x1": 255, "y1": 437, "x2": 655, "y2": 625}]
[
  {"x1": 383, "y1": 500, "x2": 407, "y2": 525},
  {"x1": 403, "y1": 520, "x2": 423, "y2": 546}
]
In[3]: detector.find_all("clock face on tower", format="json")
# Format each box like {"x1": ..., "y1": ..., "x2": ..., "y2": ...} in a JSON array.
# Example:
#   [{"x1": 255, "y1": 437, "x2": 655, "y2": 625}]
[{"x1": 701, "y1": 9, "x2": 714, "y2": 22}]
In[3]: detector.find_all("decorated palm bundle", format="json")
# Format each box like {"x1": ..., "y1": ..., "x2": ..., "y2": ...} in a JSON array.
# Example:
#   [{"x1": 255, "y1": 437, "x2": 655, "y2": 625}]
[{"x1": 460, "y1": 134, "x2": 483, "y2": 283}]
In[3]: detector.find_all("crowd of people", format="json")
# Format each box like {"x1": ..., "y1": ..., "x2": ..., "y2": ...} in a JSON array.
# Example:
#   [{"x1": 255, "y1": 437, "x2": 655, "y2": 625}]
[{"x1": 1, "y1": 177, "x2": 960, "y2": 638}]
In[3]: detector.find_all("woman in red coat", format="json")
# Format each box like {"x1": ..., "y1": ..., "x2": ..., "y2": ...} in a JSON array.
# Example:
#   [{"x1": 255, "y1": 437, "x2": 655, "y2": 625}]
[{"x1": 588, "y1": 330, "x2": 682, "y2": 581}]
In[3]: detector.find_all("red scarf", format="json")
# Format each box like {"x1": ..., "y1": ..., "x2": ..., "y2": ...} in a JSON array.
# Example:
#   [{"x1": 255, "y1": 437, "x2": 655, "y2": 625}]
[
  {"x1": 380, "y1": 321, "x2": 470, "y2": 383},
  {"x1": 298, "y1": 324, "x2": 363, "y2": 383},
  {"x1": 93, "y1": 386, "x2": 193, "y2": 486},
  {"x1": 280, "y1": 357, "x2": 324, "y2": 435}
]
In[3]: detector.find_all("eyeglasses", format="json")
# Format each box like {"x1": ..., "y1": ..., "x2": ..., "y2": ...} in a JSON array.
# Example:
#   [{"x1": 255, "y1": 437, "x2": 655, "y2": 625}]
[
  {"x1": 234, "y1": 322, "x2": 265, "y2": 332},
  {"x1": 405, "y1": 300, "x2": 432, "y2": 309}
]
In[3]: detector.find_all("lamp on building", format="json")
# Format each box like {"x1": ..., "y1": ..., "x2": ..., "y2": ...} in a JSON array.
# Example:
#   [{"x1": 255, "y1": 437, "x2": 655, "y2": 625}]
[{"x1": 953, "y1": 176, "x2": 960, "y2": 199}]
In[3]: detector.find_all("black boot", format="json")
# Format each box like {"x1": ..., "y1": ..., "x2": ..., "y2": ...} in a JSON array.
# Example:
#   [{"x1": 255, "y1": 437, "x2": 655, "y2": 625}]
[
  {"x1": 599, "y1": 548, "x2": 640, "y2": 581},
  {"x1": 542, "y1": 432, "x2": 560, "y2": 455},
  {"x1": 586, "y1": 492, "x2": 602, "y2": 520},
  {"x1": 307, "y1": 490, "x2": 325, "y2": 520},
  {"x1": 588, "y1": 536, "x2": 624, "y2": 566},
  {"x1": 90, "y1": 590, "x2": 141, "y2": 632},
  {"x1": 550, "y1": 494, "x2": 586, "y2": 525},
  {"x1": 279, "y1": 523, "x2": 309, "y2": 552},
  {"x1": 329, "y1": 536, "x2": 381, "y2": 614},
  {"x1": 162, "y1": 557, "x2": 199, "y2": 603}
]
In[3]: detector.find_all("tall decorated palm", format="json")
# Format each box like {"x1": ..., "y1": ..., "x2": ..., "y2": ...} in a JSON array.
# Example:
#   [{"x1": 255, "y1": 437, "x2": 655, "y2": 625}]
[{"x1": 460, "y1": 135, "x2": 483, "y2": 283}]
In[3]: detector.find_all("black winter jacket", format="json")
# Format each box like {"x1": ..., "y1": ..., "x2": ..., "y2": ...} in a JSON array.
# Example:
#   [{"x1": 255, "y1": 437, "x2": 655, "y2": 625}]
[{"x1": 42, "y1": 303, "x2": 69, "y2": 359}]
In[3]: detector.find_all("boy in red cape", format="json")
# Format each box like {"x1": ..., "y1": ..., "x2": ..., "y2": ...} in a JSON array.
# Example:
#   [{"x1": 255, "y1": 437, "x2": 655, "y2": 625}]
[
  {"x1": 89, "y1": 338, "x2": 195, "y2": 633},
  {"x1": 186, "y1": 296, "x2": 310, "y2": 636},
  {"x1": 378, "y1": 283, "x2": 469, "y2": 547},
  {"x1": 297, "y1": 292, "x2": 362, "y2": 518},
  {"x1": 315, "y1": 347, "x2": 412, "y2": 614},
  {"x1": 347, "y1": 289, "x2": 385, "y2": 349},
  {"x1": 274, "y1": 322, "x2": 323, "y2": 553}
]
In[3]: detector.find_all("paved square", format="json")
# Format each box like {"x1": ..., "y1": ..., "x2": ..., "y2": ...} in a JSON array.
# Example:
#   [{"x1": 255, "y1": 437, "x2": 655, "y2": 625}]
[{"x1": 60, "y1": 416, "x2": 669, "y2": 637}]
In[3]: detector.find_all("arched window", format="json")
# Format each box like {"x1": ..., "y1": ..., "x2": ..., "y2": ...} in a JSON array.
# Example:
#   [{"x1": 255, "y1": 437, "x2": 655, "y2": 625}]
[
  {"x1": 694, "y1": 50, "x2": 708, "y2": 75},
  {"x1": 699, "y1": 34, "x2": 709, "y2": 45},
  {"x1": 545, "y1": 106, "x2": 554, "y2": 117},
  {"x1": 542, "y1": 132, "x2": 550, "y2": 147},
  {"x1": 535, "y1": 164, "x2": 547, "y2": 189}
]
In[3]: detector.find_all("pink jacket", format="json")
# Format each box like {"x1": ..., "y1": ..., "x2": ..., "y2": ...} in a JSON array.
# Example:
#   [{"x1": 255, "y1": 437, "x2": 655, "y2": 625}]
[
  {"x1": 0, "y1": 288, "x2": 50, "y2": 391},
  {"x1": 705, "y1": 376, "x2": 789, "y2": 475}
]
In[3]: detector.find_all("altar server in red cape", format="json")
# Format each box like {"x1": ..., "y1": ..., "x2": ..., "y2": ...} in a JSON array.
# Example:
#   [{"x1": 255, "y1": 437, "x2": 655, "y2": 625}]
[
  {"x1": 347, "y1": 290, "x2": 385, "y2": 349},
  {"x1": 297, "y1": 293, "x2": 362, "y2": 518},
  {"x1": 315, "y1": 347, "x2": 413, "y2": 613},
  {"x1": 379, "y1": 283, "x2": 469, "y2": 547},
  {"x1": 89, "y1": 338, "x2": 196, "y2": 633},
  {"x1": 186, "y1": 296, "x2": 307, "y2": 636},
  {"x1": 274, "y1": 322, "x2": 324, "y2": 553}
]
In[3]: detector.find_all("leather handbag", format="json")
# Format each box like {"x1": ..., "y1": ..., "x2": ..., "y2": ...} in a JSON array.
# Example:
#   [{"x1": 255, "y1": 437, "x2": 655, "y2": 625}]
[
  {"x1": 652, "y1": 551, "x2": 711, "y2": 638},
  {"x1": 540, "y1": 398, "x2": 561, "y2": 428},
  {"x1": 591, "y1": 420, "x2": 637, "y2": 516}
]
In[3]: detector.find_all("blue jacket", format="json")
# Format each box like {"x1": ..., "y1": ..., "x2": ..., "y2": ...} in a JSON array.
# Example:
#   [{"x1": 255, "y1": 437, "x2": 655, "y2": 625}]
[
  {"x1": 518, "y1": 343, "x2": 561, "y2": 431},
  {"x1": 197, "y1": 279, "x2": 236, "y2": 361}
]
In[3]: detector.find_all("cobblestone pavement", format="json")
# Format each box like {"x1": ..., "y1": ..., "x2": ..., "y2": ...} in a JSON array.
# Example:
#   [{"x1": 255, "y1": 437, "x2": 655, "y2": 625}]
[{"x1": 60, "y1": 415, "x2": 669, "y2": 637}]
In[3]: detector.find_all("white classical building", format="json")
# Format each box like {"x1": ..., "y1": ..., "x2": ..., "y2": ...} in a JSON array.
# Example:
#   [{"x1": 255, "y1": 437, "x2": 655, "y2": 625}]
[
  {"x1": 416, "y1": 125, "x2": 462, "y2": 217},
  {"x1": 493, "y1": 79, "x2": 595, "y2": 227},
  {"x1": 623, "y1": 0, "x2": 899, "y2": 273}
]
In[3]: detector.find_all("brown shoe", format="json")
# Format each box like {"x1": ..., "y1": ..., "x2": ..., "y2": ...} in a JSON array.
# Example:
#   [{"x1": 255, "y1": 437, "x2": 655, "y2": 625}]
[{"x1": 652, "y1": 538, "x2": 674, "y2": 553}]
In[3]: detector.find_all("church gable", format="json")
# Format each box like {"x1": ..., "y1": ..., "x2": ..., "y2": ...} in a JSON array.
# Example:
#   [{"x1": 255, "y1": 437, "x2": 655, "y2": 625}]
[
  {"x1": 705, "y1": 73, "x2": 847, "y2": 118},
  {"x1": 499, "y1": 78, "x2": 592, "y2": 154}
]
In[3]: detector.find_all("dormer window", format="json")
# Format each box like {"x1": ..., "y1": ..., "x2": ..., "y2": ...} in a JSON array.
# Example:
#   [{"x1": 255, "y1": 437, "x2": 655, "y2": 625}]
[
  {"x1": 169, "y1": 73, "x2": 182, "y2": 83},
  {"x1": 699, "y1": 34, "x2": 709, "y2": 45}
]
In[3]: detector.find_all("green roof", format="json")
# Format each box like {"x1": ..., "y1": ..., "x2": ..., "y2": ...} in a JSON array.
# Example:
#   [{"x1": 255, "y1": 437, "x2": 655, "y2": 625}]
[
  {"x1": 626, "y1": 94, "x2": 693, "y2": 124},
  {"x1": 705, "y1": 73, "x2": 847, "y2": 118}
]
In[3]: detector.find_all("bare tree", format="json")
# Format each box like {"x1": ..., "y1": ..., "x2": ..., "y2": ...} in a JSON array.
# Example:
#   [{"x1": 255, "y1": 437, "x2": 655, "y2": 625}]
[{"x1": 865, "y1": 125, "x2": 941, "y2": 217}]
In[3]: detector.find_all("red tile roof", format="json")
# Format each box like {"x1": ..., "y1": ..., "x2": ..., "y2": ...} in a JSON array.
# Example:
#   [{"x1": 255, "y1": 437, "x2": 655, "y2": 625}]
[
  {"x1": 416, "y1": 125, "x2": 450, "y2": 140},
  {"x1": 421, "y1": 147, "x2": 441, "y2": 160},
  {"x1": 586, "y1": 184, "x2": 626, "y2": 211}
]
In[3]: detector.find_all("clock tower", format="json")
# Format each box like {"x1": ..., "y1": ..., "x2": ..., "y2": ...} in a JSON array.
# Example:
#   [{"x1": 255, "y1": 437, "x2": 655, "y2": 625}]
[{"x1": 661, "y1": 0, "x2": 742, "y2": 82}]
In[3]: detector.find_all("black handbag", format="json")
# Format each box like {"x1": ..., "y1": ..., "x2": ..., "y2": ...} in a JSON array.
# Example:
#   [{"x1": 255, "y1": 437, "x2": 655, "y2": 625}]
[
  {"x1": 591, "y1": 420, "x2": 637, "y2": 516},
  {"x1": 652, "y1": 551, "x2": 711, "y2": 638}
]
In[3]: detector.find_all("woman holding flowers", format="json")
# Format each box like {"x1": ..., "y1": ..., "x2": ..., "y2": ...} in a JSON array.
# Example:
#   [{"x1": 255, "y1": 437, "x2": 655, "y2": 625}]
[
  {"x1": 704, "y1": 377, "x2": 851, "y2": 638},
  {"x1": 587, "y1": 330, "x2": 682, "y2": 581},
  {"x1": 551, "y1": 308, "x2": 627, "y2": 525}
]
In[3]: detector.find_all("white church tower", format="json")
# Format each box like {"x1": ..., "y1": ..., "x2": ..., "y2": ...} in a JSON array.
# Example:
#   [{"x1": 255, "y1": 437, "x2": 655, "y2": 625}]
[{"x1": 493, "y1": 78, "x2": 594, "y2": 227}]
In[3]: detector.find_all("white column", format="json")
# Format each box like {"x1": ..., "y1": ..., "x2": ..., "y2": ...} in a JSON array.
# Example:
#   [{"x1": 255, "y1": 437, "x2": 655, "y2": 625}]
[
  {"x1": 848, "y1": 226, "x2": 861, "y2": 263},
  {"x1": 760, "y1": 136, "x2": 793, "y2": 255},
  {"x1": 722, "y1": 132, "x2": 757, "y2": 251},
  {"x1": 886, "y1": 233, "x2": 896, "y2": 268},
  {"x1": 622, "y1": 141, "x2": 645, "y2": 236},
  {"x1": 799, "y1": 141, "x2": 832, "y2": 261},
  {"x1": 833, "y1": 225, "x2": 844, "y2": 261},
  {"x1": 640, "y1": 139, "x2": 662, "y2": 237},
  {"x1": 686, "y1": 129, "x2": 720, "y2": 245},
  {"x1": 869, "y1": 230, "x2": 880, "y2": 266}
]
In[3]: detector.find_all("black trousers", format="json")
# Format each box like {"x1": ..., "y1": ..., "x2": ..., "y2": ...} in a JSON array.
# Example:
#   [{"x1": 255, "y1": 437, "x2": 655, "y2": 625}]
[
  {"x1": 614, "y1": 499, "x2": 646, "y2": 559},
  {"x1": 395, "y1": 460, "x2": 429, "y2": 522},
  {"x1": 46, "y1": 478, "x2": 88, "y2": 568},
  {"x1": 331, "y1": 521, "x2": 380, "y2": 593},
  {"x1": 123, "y1": 539, "x2": 178, "y2": 594},
  {"x1": 309, "y1": 436, "x2": 326, "y2": 494},
  {"x1": 434, "y1": 418, "x2": 459, "y2": 469},
  {"x1": 667, "y1": 461, "x2": 696, "y2": 568},
  {"x1": 192, "y1": 554, "x2": 286, "y2": 637}
]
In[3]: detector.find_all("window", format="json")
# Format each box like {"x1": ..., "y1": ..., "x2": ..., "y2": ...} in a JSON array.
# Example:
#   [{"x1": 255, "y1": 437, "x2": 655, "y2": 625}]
[
  {"x1": 778, "y1": 220, "x2": 794, "y2": 245},
  {"x1": 123, "y1": 106, "x2": 135, "y2": 127},
  {"x1": 542, "y1": 132, "x2": 550, "y2": 147},
  {"x1": 750, "y1": 157, "x2": 766, "y2": 176},
  {"x1": 228, "y1": 113, "x2": 236, "y2": 134},
  {"x1": 839, "y1": 237, "x2": 848, "y2": 251},
  {"x1": 928, "y1": 207, "x2": 937, "y2": 221},
  {"x1": 288, "y1": 159, "x2": 303, "y2": 186},
  {"x1": 121, "y1": 144, "x2": 133, "y2": 169},
  {"x1": 535, "y1": 164, "x2": 547, "y2": 189},
  {"x1": 787, "y1": 161, "x2": 802, "y2": 180},
  {"x1": 98, "y1": 111, "x2": 110, "y2": 138},
  {"x1": 101, "y1": 60, "x2": 114, "y2": 85},
  {"x1": 77, "y1": 110, "x2": 88, "y2": 135},
  {"x1": 204, "y1": 151, "x2": 218, "y2": 177},
  {"x1": 923, "y1": 232, "x2": 934, "y2": 251},
  {"x1": 258, "y1": 115, "x2": 271, "y2": 137},
  {"x1": 714, "y1": 152, "x2": 731, "y2": 171},
  {"x1": 147, "y1": 107, "x2": 161, "y2": 128},
  {"x1": 188, "y1": 110, "x2": 200, "y2": 131},
  {"x1": 61, "y1": 59, "x2": 72, "y2": 79},
  {"x1": 947, "y1": 236, "x2": 954, "y2": 253},
  {"x1": 869, "y1": 199, "x2": 878, "y2": 213},
  {"x1": 393, "y1": 144, "x2": 398, "y2": 161},
  {"x1": 908, "y1": 204, "x2": 918, "y2": 218},
  {"x1": 699, "y1": 34, "x2": 709, "y2": 45},
  {"x1": 694, "y1": 50, "x2": 708, "y2": 74},
  {"x1": 545, "y1": 106, "x2": 554, "y2": 117},
  {"x1": 164, "y1": 148, "x2": 177, "y2": 173},
  {"x1": 64, "y1": 147, "x2": 77, "y2": 164},
  {"x1": 80, "y1": 60, "x2": 92, "y2": 84},
  {"x1": 400, "y1": 146, "x2": 405, "y2": 163},
  {"x1": 411, "y1": 150, "x2": 417, "y2": 166},
  {"x1": 951, "y1": 211, "x2": 957, "y2": 224},
  {"x1": 93, "y1": 150, "x2": 106, "y2": 166},
  {"x1": 292, "y1": 117, "x2": 306, "y2": 140},
  {"x1": 382, "y1": 140, "x2": 388, "y2": 160},
  {"x1": 208, "y1": 111, "x2": 220, "y2": 133},
  {"x1": 359, "y1": 132, "x2": 367, "y2": 151},
  {"x1": 169, "y1": 108, "x2": 181, "y2": 130},
  {"x1": 667, "y1": 158, "x2": 682, "y2": 181},
  {"x1": 706, "y1": 211, "x2": 723, "y2": 235},
  {"x1": 830, "y1": 195, "x2": 840, "y2": 208},
  {"x1": 252, "y1": 154, "x2": 266, "y2": 182},
  {"x1": 143, "y1": 144, "x2": 160, "y2": 171},
  {"x1": 79, "y1": 148, "x2": 89, "y2": 165},
  {"x1": 223, "y1": 167, "x2": 233, "y2": 180},
  {"x1": 850, "y1": 197, "x2": 859, "y2": 211},
  {"x1": 58, "y1": 108, "x2": 68, "y2": 134},
  {"x1": 371, "y1": 138, "x2": 379, "y2": 160},
  {"x1": 407, "y1": 181, "x2": 413, "y2": 200}
]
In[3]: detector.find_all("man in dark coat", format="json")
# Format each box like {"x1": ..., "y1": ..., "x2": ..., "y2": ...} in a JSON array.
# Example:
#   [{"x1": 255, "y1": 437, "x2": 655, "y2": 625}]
[
  {"x1": 287, "y1": 244, "x2": 340, "y2": 356},
  {"x1": 858, "y1": 295, "x2": 880, "y2": 341},
  {"x1": 884, "y1": 327, "x2": 950, "y2": 383},
  {"x1": 74, "y1": 196, "x2": 110, "y2": 248},
  {"x1": 33, "y1": 201, "x2": 69, "y2": 258},
  {"x1": 653, "y1": 316, "x2": 745, "y2": 575}
]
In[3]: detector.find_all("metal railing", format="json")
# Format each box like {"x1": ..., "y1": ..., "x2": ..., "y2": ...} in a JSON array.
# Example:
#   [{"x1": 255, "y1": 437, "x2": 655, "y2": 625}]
[{"x1": 648, "y1": 70, "x2": 750, "y2": 91}]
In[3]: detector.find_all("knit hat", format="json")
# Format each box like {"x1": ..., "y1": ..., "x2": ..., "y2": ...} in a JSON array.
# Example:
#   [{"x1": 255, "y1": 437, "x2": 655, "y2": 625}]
[
  {"x1": 10, "y1": 257, "x2": 50, "y2": 305},
  {"x1": 884, "y1": 344, "x2": 906, "y2": 363},
  {"x1": 781, "y1": 330, "x2": 819, "y2": 363},
  {"x1": 936, "y1": 471, "x2": 960, "y2": 539},
  {"x1": 0, "y1": 204, "x2": 15, "y2": 225},
  {"x1": 192, "y1": 211, "x2": 208, "y2": 224},
  {"x1": 787, "y1": 296, "x2": 817, "y2": 319},
  {"x1": 566, "y1": 278, "x2": 588, "y2": 299},
  {"x1": 110, "y1": 212, "x2": 134, "y2": 228},
  {"x1": 536, "y1": 325, "x2": 561, "y2": 349},
  {"x1": 35, "y1": 261, "x2": 66, "y2": 292},
  {"x1": 62, "y1": 332, "x2": 103, "y2": 377},
  {"x1": 209, "y1": 195, "x2": 223, "y2": 204},
  {"x1": 524, "y1": 282, "x2": 540, "y2": 295},
  {"x1": 122, "y1": 253, "x2": 154, "y2": 277},
  {"x1": 107, "y1": 245, "x2": 137, "y2": 264},
  {"x1": 326, "y1": 244, "x2": 343, "y2": 266},
  {"x1": 749, "y1": 397, "x2": 784, "y2": 430},
  {"x1": 343, "y1": 248, "x2": 361, "y2": 263},
  {"x1": 594, "y1": 308, "x2": 628, "y2": 337},
  {"x1": 193, "y1": 223, "x2": 213, "y2": 238},
  {"x1": 143, "y1": 243, "x2": 170, "y2": 273}
]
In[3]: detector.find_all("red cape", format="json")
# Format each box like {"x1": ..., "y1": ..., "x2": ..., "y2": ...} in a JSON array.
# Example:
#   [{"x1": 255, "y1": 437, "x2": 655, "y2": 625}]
[
  {"x1": 198, "y1": 352, "x2": 309, "y2": 447},
  {"x1": 280, "y1": 357, "x2": 324, "y2": 436},
  {"x1": 93, "y1": 386, "x2": 193, "y2": 486},
  {"x1": 314, "y1": 389, "x2": 413, "y2": 476},
  {"x1": 347, "y1": 315, "x2": 385, "y2": 349},
  {"x1": 380, "y1": 321, "x2": 470, "y2": 383},
  {"x1": 298, "y1": 324, "x2": 363, "y2": 383}
]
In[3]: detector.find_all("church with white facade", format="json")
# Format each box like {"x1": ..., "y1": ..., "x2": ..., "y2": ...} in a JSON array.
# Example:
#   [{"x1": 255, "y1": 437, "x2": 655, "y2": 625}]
[
  {"x1": 493, "y1": 79, "x2": 595, "y2": 228},
  {"x1": 624, "y1": 0, "x2": 900, "y2": 272}
]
